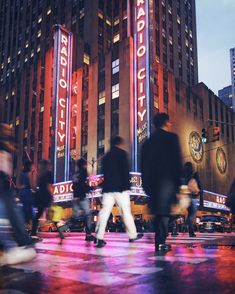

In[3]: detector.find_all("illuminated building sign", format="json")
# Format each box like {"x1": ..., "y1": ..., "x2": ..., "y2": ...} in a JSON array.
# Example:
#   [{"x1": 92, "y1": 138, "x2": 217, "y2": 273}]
[
  {"x1": 52, "y1": 25, "x2": 73, "y2": 182},
  {"x1": 133, "y1": 0, "x2": 150, "y2": 171},
  {"x1": 53, "y1": 181, "x2": 74, "y2": 203},
  {"x1": 52, "y1": 173, "x2": 148, "y2": 202},
  {"x1": 203, "y1": 190, "x2": 229, "y2": 212}
]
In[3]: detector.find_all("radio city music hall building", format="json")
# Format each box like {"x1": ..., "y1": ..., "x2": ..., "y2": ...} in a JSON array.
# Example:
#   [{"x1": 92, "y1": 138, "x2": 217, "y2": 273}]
[{"x1": 0, "y1": 0, "x2": 235, "y2": 217}]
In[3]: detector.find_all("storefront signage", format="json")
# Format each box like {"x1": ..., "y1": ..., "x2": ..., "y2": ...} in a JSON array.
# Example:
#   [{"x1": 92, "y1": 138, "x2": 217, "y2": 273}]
[
  {"x1": 52, "y1": 25, "x2": 73, "y2": 182},
  {"x1": 133, "y1": 0, "x2": 150, "y2": 170},
  {"x1": 203, "y1": 190, "x2": 229, "y2": 211}
]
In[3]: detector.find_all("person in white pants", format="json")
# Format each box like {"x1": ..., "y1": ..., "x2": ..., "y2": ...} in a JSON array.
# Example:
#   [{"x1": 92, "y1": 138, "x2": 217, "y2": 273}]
[{"x1": 95, "y1": 136, "x2": 143, "y2": 248}]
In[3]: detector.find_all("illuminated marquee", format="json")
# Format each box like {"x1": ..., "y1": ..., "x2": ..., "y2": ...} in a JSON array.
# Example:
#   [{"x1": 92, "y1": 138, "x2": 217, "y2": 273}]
[
  {"x1": 52, "y1": 25, "x2": 73, "y2": 182},
  {"x1": 133, "y1": 0, "x2": 150, "y2": 170}
]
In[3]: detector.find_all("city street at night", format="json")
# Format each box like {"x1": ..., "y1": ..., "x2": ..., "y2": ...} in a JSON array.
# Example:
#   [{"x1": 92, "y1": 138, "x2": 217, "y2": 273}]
[{"x1": 1, "y1": 232, "x2": 235, "y2": 294}]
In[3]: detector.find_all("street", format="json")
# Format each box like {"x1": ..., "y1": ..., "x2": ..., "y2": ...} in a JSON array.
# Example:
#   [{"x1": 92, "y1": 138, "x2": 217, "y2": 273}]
[{"x1": 0, "y1": 232, "x2": 235, "y2": 294}]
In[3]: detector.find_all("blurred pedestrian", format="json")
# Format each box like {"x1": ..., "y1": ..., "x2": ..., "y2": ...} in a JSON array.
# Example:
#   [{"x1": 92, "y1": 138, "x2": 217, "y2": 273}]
[
  {"x1": 72, "y1": 158, "x2": 95, "y2": 241},
  {"x1": 51, "y1": 203, "x2": 65, "y2": 244},
  {"x1": 31, "y1": 160, "x2": 53, "y2": 239},
  {"x1": 183, "y1": 162, "x2": 201, "y2": 237},
  {"x1": 0, "y1": 123, "x2": 36, "y2": 265},
  {"x1": 95, "y1": 136, "x2": 143, "y2": 248},
  {"x1": 226, "y1": 179, "x2": 235, "y2": 230},
  {"x1": 141, "y1": 113, "x2": 183, "y2": 252},
  {"x1": 18, "y1": 160, "x2": 37, "y2": 229}
]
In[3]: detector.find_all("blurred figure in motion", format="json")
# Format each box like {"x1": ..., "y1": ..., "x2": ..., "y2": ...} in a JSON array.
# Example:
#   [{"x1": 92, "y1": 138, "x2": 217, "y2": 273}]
[
  {"x1": 95, "y1": 136, "x2": 143, "y2": 248},
  {"x1": 141, "y1": 113, "x2": 183, "y2": 253},
  {"x1": 226, "y1": 179, "x2": 235, "y2": 231},
  {"x1": 183, "y1": 162, "x2": 201, "y2": 237},
  {"x1": 18, "y1": 160, "x2": 37, "y2": 230},
  {"x1": 31, "y1": 160, "x2": 53, "y2": 240},
  {"x1": 72, "y1": 158, "x2": 95, "y2": 241},
  {"x1": 0, "y1": 123, "x2": 36, "y2": 266},
  {"x1": 51, "y1": 203, "x2": 65, "y2": 244}
]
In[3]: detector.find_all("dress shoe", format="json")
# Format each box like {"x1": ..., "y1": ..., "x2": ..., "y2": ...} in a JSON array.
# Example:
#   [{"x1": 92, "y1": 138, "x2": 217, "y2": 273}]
[
  {"x1": 96, "y1": 239, "x2": 107, "y2": 248},
  {"x1": 155, "y1": 244, "x2": 171, "y2": 252},
  {"x1": 85, "y1": 234, "x2": 96, "y2": 241},
  {"x1": 189, "y1": 233, "x2": 196, "y2": 237},
  {"x1": 129, "y1": 233, "x2": 144, "y2": 242}
]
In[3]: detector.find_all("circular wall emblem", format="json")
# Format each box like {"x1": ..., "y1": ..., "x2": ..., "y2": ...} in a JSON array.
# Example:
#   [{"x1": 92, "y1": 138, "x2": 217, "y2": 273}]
[
  {"x1": 216, "y1": 147, "x2": 227, "y2": 174},
  {"x1": 188, "y1": 131, "x2": 204, "y2": 163}
]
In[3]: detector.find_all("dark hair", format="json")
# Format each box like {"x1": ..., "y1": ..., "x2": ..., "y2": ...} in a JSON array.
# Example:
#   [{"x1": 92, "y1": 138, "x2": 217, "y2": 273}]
[
  {"x1": 39, "y1": 159, "x2": 50, "y2": 175},
  {"x1": 75, "y1": 158, "x2": 87, "y2": 169},
  {"x1": 153, "y1": 113, "x2": 169, "y2": 128},
  {"x1": 110, "y1": 136, "x2": 124, "y2": 147},
  {"x1": 183, "y1": 162, "x2": 193, "y2": 179},
  {"x1": 23, "y1": 160, "x2": 33, "y2": 173}
]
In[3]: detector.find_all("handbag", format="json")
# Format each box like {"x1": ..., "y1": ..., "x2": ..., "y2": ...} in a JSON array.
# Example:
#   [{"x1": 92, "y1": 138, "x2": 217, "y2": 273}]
[{"x1": 171, "y1": 185, "x2": 191, "y2": 215}]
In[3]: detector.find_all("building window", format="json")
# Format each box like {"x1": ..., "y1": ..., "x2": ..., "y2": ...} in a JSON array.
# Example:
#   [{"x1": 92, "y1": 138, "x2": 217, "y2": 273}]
[
  {"x1": 99, "y1": 91, "x2": 105, "y2": 105},
  {"x1": 112, "y1": 59, "x2": 119, "y2": 74},
  {"x1": 112, "y1": 83, "x2": 119, "y2": 99},
  {"x1": 83, "y1": 53, "x2": 90, "y2": 65},
  {"x1": 113, "y1": 33, "x2": 120, "y2": 43}
]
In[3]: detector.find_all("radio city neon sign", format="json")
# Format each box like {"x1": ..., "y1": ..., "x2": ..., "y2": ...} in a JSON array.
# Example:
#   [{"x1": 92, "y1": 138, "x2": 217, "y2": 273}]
[
  {"x1": 133, "y1": 0, "x2": 150, "y2": 170},
  {"x1": 57, "y1": 34, "x2": 68, "y2": 146},
  {"x1": 53, "y1": 26, "x2": 72, "y2": 182}
]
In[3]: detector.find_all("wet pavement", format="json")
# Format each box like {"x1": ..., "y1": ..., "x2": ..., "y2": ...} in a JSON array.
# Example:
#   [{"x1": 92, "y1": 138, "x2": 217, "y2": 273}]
[{"x1": 0, "y1": 232, "x2": 235, "y2": 294}]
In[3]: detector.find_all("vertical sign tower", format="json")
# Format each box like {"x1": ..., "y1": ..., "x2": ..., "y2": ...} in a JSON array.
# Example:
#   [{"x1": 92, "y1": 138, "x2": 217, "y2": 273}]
[
  {"x1": 52, "y1": 25, "x2": 73, "y2": 183},
  {"x1": 133, "y1": 0, "x2": 151, "y2": 171}
]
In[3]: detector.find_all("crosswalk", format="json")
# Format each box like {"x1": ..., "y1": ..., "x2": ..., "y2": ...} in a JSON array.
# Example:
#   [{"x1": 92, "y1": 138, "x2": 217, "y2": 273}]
[{"x1": 8, "y1": 232, "x2": 234, "y2": 287}]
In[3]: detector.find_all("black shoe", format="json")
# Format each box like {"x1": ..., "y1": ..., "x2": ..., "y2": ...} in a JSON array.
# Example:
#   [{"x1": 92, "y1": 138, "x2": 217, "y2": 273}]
[
  {"x1": 129, "y1": 233, "x2": 144, "y2": 242},
  {"x1": 85, "y1": 234, "x2": 95, "y2": 241},
  {"x1": 155, "y1": 244, "x2": 171, "y2": 252},
  {"x1": 189, "y1": 233, "x2": 196, "y2": 237},
  {"x1": 96, "y1": 239, "x2": 107, "y2": 248}
]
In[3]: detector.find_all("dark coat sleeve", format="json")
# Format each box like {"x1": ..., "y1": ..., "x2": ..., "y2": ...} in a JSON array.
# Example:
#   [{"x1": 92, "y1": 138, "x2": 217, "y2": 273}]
[
  {"x1": 171, "y1": 134, "x2": 183, "y2": 188},
  {"x1": 140, "y1": 140, "x2": 152, "y2": 196},
  {"x1": 120, "y1": 150, "x2": 131, "y2": 190}
]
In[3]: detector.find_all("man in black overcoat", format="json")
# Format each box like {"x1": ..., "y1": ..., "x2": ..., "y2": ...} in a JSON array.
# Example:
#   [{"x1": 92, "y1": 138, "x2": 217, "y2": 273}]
[{"x1": 141, "y1": 113, "x2": 183, "y2": 252}]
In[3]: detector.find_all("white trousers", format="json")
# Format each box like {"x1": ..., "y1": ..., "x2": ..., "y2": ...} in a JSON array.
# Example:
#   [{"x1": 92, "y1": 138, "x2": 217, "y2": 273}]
[{"x1": 95, "y1": 191, "x2": 137, "y2": 240}]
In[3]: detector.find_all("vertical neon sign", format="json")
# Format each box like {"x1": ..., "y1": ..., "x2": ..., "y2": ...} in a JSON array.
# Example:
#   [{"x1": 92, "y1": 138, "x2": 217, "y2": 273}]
[
  {"x1": 133, "y1": 0, "x2": 150, "y2": 171},
  {"x1": 53, "y1": 25, "x2": 73, "y2": 183}
]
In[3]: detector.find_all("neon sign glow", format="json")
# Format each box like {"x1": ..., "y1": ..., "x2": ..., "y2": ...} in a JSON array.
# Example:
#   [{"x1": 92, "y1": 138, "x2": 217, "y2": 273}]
[
  {"x1": 52, "y1": 25, "x2": 73, "y2": 182},
  {"x1": 133, "y1": 0, "x2": 150, "y2": 171}
]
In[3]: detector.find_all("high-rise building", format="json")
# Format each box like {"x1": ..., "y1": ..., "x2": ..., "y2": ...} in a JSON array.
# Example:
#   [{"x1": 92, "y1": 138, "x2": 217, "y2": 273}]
[
  {"x1": 218, "y1": 85, "x2": 233, "y2": 109},
  {"x1": 230, "y1": 47, "x2": 235, "y2": 110},
  {"x1": 0, "y1": 0, "x2": 198, "y2": 177}
]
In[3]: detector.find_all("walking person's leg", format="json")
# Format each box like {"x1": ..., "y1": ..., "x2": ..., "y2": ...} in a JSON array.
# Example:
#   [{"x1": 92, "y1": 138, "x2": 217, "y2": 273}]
[
  {"x1": 80, "y1": 199, "x2": 95, "y2": 241},
  {"x1": 31, "y1": 206, "x2": 44, "y2": 237},
  {"x1": 154, "y1": 215, "x2": 171, "y2": 252},
  {"x1": 4, "y1": 189, "x2": 33, "y2": 246},
  {"x1": 95, "y1": 193, "x2": 115, "y2": 247},
  {"x1": 187, "y1": 199, "x2": 197, "y2": 237},
  {"x1": 115, "y1": 191, "x2": 143, "y2": 241}
]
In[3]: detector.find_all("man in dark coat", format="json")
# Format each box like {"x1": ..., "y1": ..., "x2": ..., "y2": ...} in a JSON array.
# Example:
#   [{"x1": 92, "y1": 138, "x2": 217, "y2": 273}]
[
  {"x1": 95, "y1": 136, "x2": 143, "y2": 248},
  {"x1": 141, "y1": 113, "x2": 183, "y2": 252}
]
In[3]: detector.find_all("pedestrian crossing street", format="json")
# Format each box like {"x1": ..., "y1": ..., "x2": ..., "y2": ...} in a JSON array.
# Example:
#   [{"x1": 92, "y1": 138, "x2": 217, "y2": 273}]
[{"x1": 9, "y1": 232, "x2": 234, "y2": 287}]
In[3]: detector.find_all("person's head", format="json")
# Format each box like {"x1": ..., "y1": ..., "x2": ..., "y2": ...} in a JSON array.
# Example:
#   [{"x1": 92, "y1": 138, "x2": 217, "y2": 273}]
[
  {"x1": 75, "y1": 158, "x2": 87, "y2": 170},
  {"x1": 39, "y1": 159, "x2": 51, "y2": 175},
  {"x1": 183, "y1": 162, "x2": 194, "y2": 177},
  {"x1": 110, "y1": 136, "x2": 124, "y2": 148},
  {"x1": 153, "y1": 113, "x2": 171, "y2": 130},
  {"x1": 23, "y1": 160, "x2": 34, "y2": 173}
]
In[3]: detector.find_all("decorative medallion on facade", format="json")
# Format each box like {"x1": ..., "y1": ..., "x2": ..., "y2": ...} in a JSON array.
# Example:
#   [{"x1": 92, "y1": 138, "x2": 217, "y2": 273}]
[
  {"x1": 216, "y1": 147, "x2": 227, "y2": 174},
  {"x1": 188, "y1": 131, "x2": 204, "y2": 163}
]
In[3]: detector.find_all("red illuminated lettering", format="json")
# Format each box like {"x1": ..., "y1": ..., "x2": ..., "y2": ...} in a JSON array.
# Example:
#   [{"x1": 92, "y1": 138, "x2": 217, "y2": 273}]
[
  {"x1": 137, "y1": 0, "x2": 144, "y2": 6},
  {"x1": 137, "y1": 7, "x2": 146, "y2": 19},
  {"x1": 61, "y1": 34, "x2": 68, "y2": 46},
  {"x1": 137, "y1": 20, "x2": 145, "y2": 32},
  {"x1": 137, "y1": 45, "x2": 146, "y2": 57},
  {"x1": 137, "y1": 68, "x2": 146, "y2": 79}
]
